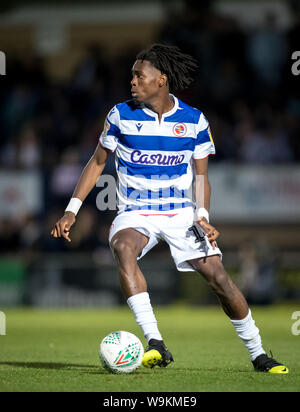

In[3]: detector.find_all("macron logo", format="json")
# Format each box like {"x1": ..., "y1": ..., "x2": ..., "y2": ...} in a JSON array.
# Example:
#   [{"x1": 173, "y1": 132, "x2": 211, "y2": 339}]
[{"x1": 136, "y1": 123, "x2": 143, "y2": 132}]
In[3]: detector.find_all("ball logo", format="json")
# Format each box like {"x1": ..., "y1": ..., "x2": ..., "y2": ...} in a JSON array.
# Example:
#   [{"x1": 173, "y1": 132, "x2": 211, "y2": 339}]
[
  {"x1": 173, "y1": 123, "x2": 187, "y2": 137},
  {"x1": 115, "y1": 351, "x2": 132, "y2": 365}
]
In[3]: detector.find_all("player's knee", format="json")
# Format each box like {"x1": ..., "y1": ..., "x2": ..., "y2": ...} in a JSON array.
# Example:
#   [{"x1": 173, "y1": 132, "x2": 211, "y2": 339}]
[
  {"x1": 209, "y1": 269, "x2": 232, "y2": 296},
  {"x1": 110, "y1": 238, "x2": 137, "y2": 259}
]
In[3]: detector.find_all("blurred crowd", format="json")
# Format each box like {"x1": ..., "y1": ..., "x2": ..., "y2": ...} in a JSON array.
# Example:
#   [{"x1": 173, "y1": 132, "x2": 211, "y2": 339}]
[{"x1": 0, "y1": 0, "x2": 300, "y2": 257}]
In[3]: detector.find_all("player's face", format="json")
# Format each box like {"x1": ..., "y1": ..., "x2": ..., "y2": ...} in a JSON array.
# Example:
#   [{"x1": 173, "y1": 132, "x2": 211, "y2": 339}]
[{"x1": 131, "y1": 60, "x2": 163, "y2": 103}]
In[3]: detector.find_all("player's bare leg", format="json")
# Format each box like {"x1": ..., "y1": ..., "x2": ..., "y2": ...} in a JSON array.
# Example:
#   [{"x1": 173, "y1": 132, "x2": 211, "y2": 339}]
[
  {"x1": 187, "y1": 255, "x2": 248, "y2": 320},
  {"x1": 110, "y1": 228, "x2": 174, "y2": 368},
  {"x1": 110, "y1": 228, "x2": 148, "y2": 298},
  {"x1": 187, "y1": 255, "x2": 288, "y2": 373}
]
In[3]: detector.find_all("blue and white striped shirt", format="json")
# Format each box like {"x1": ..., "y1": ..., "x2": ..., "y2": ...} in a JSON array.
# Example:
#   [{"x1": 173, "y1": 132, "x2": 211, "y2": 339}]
[{"x1": 99, "y1": 95, "x2": 215, "y2": 213}]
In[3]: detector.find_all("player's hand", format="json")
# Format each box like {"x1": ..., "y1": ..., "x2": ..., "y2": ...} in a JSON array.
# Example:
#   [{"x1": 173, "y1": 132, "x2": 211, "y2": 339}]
[
  {"x1": 197, "y1": 218, "x2": 219, "y2": 249},
  {"x1": 50, "y1": 212, "x2": 76, "y2": 242}
]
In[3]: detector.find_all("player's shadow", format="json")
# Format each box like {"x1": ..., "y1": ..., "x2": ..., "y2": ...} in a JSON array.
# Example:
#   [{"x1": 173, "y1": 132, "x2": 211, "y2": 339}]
[
  {"x1": 0, "y1": 361, "x2": 107, "y2": 374},
  {"x1": 175, "y1": 367, "x2": 251, "y2": 373}
]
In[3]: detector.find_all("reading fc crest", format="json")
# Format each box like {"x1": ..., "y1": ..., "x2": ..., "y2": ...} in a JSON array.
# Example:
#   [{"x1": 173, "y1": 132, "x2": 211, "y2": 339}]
[{"x1": 173, "y1": 123, "x2": 187, "y2": 137}]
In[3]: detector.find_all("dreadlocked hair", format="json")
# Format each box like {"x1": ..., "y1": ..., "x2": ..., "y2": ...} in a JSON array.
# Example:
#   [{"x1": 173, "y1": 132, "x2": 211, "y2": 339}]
[{"x1": 136, "y1": 43, "x2": 198, "y2": 92}]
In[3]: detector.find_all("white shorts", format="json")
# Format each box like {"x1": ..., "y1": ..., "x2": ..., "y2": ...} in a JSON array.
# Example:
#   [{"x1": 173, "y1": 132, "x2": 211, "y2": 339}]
[{"x1": 108, "y1": 207, "x2": 222, "y2": 272}]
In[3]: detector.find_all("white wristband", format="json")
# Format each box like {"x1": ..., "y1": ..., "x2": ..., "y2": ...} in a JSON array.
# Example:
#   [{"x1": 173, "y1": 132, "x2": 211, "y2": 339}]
[
  {"x1": 195, "y1": 207, "x2": 209, "y2": 222},
  {"x1": 65, "y1": 198, "x2": 82, "y2": 216}
]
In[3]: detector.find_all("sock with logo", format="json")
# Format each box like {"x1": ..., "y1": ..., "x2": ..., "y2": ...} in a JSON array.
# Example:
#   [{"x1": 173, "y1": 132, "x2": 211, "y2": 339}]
[
  {"x1": 230, "y1": 309, "x2": 266, "y2": 361},
  {"x1": 127, "y1": 292, "x2": 163, "y2": 343}
]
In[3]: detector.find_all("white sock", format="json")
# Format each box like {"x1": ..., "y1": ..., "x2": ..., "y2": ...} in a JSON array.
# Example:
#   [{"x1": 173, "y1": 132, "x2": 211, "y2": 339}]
[
  {"x1": 127, "y1": 292, "x2": 163, "y2": 343},
  {"x1": 230, "y1": 309, "x2": 266, "y2": 361}
]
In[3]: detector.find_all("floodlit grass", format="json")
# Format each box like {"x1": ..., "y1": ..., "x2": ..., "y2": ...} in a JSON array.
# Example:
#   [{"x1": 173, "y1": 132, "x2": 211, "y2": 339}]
[{"x1": 0, "y1": 305, "x2": 299, "y2": 392}]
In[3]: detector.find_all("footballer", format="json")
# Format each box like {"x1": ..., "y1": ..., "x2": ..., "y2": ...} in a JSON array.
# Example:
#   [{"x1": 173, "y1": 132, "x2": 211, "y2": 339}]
[{"x1": 51, "y1": 44, "x2": 288, "y2": 374}]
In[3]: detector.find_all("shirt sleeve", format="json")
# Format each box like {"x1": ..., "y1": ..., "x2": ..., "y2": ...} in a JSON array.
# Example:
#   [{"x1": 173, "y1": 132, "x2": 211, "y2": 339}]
[
  {"x1": 193, "y1": 112, "x2": 216, "y2": 159},
  {"x1": 99, "y1": 106, "x2": 121, "y2": 152}
]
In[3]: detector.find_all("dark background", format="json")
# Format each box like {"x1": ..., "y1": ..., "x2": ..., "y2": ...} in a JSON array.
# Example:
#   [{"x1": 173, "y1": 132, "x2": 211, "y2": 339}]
[{"x1": 0, "y1": 0, "x2": 299, "y2": 307}]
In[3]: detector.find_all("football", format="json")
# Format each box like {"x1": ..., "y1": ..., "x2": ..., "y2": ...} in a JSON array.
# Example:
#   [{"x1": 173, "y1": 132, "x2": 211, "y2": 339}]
[{"x1": 99, "y1": 331, "x2": 144, "y2": 374}]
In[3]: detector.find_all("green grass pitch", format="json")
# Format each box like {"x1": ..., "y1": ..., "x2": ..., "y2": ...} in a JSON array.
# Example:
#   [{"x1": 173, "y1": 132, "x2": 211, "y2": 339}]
[{"x1": 0, "y1": 305, "x2": 299, "y2": 392}]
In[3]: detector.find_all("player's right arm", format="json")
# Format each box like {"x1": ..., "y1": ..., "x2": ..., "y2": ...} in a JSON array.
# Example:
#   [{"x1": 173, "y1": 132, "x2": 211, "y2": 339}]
[{"x1": 50, "y1": 143, "x2": 111, "y2": 242}]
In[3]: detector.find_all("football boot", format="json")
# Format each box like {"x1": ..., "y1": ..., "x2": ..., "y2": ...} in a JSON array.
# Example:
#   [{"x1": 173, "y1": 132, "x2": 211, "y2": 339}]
[{"x1": 142, "y1": 339, "x2": 174, "y2": 369}]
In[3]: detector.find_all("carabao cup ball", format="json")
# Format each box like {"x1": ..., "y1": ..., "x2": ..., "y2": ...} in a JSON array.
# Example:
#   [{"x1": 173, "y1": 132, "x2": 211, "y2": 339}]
[{"x1": 99, "y1": 331, "x2": 144, "y2": 374}]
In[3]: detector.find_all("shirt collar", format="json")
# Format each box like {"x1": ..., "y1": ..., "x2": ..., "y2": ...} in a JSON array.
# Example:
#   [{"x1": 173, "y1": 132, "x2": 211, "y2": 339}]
[{"x1": 142, "y1": 94, "x2": 178, "y2": 119}]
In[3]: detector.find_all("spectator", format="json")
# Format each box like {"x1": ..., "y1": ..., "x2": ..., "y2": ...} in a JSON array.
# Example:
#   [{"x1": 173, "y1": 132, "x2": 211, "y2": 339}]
[
  {"x1": 237, "y1": 118, "x2": 293, "y2": 163},
  {"x1": 237, "y1": 240, "x2": 278, "y2": 305},
  {"x1": 17, "y1": 124, "x2": 41, "y2": 170},
  {"x1": 50, "y1": 147, "x2": 82, "y2": 207},
  {"x1": 246, "y1": 12, "x2": 288, "y2": 87}
]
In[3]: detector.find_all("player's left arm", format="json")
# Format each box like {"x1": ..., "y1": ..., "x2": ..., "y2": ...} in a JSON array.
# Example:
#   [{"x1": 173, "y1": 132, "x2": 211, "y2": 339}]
[{"x1": 193, "y1": 157, "x2": 219, "y2": 249}]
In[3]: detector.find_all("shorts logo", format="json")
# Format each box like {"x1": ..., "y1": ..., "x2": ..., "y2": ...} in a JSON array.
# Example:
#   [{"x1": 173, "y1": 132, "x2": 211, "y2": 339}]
[{"x1": 173, "y1": 123, "x2": 187, "y2": 137}]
